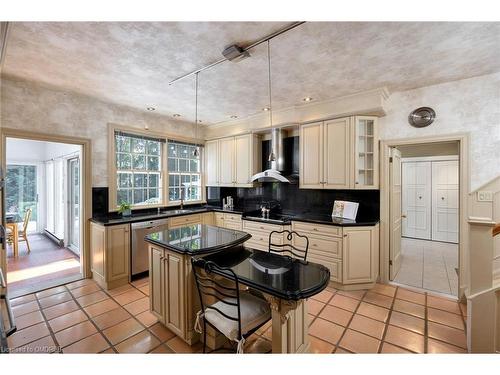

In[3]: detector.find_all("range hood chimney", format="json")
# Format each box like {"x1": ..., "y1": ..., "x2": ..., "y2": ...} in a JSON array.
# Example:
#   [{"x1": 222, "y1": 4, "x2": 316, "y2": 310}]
[{"x1": 250, "y1": 128, "x2": 291, "y2": 183}]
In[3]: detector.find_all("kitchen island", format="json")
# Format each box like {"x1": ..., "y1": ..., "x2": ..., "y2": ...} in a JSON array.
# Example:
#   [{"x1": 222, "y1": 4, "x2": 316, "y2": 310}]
[{"x1": 145, "y1": 224, "x2": 330, "y2": 353}]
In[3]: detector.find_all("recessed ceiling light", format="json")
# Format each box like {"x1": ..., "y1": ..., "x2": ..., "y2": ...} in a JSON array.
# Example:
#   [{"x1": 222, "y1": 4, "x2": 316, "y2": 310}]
[
  {"x1": 230, "y1": 115, "x2": 238, "y2": 119},
  {"x1": 146, "y1": 107, "x2": 156, "y2": 111},
  {"x1": 302, "y1": 97, "x2": 313, "y2": 102},
  {"x1": 262, "y1": 107, "x2": 270, "y2": 112},
  {"x1": 172, "y1": 113, "x2": 181, "y2": 117}
]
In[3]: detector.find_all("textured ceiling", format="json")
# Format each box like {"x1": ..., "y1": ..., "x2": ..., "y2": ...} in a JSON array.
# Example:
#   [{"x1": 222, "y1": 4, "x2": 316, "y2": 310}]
[{"x1": 3, "y1": 22, "x2": 500, "y2": 125}]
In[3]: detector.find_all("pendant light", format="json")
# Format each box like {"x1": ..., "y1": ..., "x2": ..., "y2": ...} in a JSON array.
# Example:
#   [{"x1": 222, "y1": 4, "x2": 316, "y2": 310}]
[
  {"x1": 266, "y1": 40, "x2": 275, "y2": 163},
  {"x1": 193, "y1": 72, "x2": 200, "y2": 157}
]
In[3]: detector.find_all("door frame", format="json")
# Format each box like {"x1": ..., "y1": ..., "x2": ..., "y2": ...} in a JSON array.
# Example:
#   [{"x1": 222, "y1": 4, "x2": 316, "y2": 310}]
[
  {"x1": 380, "y1": 133, "x2": 469, "y2": 300},
  {"x1": 67, "y1": 155, "x2": 81, "y2": 254},
  {"x1": 0, "y1": 128, "x2": 92, "y2": 281}
]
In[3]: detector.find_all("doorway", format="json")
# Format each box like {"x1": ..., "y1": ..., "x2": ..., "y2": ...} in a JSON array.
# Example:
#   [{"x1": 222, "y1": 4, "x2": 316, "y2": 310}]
[
  {"x1": 3, "y1": 137, "x2": 83, "y2": 295},
  {"x1": 381, "y1": 136, "x2": 468, "y2": 299}
]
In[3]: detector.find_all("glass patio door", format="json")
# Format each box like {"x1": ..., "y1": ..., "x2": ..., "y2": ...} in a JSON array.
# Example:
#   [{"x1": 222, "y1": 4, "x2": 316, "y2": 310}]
[
  {"x1": 5, "y1": 164, "x2": 38, "y2": 233},
  {"x1": 68, "y1": 157, "x2": 80, "y2": 254}
]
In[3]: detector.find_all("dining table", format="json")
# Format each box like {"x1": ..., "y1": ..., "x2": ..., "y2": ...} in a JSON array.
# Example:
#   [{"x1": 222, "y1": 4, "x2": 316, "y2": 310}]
[{"x1": 194, "y1": 246, "x2": 331, "y2": 353}]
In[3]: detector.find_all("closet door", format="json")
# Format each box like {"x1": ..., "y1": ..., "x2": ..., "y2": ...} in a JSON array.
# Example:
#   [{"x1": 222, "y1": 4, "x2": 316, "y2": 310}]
[
  {"x1": 401, "y1": 161, "x2": 432, "y2": 240},
  {"x1": 432, "y1": 161, "x2": 459, "y2": 243}
]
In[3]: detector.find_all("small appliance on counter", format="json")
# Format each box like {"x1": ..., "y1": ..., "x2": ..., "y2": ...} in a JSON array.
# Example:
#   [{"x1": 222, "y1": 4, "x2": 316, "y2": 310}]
[{"x1": 223, "y1": 196, "x2": 234, "y2": 210}]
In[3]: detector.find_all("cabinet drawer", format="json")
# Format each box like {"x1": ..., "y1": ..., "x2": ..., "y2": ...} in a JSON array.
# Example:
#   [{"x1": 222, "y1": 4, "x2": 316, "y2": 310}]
[
  {"x1": 242, "y1": 220, "x2": 282, "y2": 233},
  {"x1": 295, "y1": 236, "x2": 342, "y2": 259},
  {"x1": 245, "y1": 229, "x2": 284, "y2": 248},
  {"x1": 308, "y1": 254, "x2": 342, "y2": 283},
  {"x1": 292, "y1": 221, "x2": 342, "y2": 237},
  {"x1": 224, "y1": 213, "x2": 242, "y2": 222},
  {"x1": 224, "y1": 221, "x2": 242, "y2": 231},
  {"x1": 169, "y1": 214, "x2": 202, "y2": 228}
]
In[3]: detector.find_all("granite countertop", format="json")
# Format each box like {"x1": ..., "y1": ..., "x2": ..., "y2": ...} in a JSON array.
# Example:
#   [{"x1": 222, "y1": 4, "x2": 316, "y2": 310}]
[
  {"x1": 91, "y1": 205, "x2": 378, "y2": 227},
  {"x1": 195, "y1": 247, "x2": 330, "y2": 301},
  {"x1": 144, "y1": 224, "x2": 251, "y2": 255},
  {"x1": 90, "y1": 205, "x2": 244, "y2": 226}
]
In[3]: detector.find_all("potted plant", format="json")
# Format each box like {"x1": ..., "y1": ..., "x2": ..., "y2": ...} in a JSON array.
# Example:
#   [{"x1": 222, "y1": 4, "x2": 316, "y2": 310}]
[{"x1": 118, "y1": 201, "x2": 132, "y2": 217}]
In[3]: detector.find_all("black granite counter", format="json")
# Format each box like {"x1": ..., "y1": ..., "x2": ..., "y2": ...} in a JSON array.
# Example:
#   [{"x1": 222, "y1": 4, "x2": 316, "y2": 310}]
[
  {"x1": 193, "y1": 246, "x2": 330, "y2": 300},
  {"x1": 90, "y1": 205, "x2": 378, "y2": 227},
  {"x1": 90, "y1": 206, "x2": 244, "y2": 226},
  {"x1": 144, "y1": 224, "x2": 251, "y2": 255}
]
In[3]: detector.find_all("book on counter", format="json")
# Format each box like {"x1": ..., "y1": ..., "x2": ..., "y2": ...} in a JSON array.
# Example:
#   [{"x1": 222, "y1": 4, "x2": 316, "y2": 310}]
[{"x1": 331, "y1": 200, "x2": 359, "y2": 221}]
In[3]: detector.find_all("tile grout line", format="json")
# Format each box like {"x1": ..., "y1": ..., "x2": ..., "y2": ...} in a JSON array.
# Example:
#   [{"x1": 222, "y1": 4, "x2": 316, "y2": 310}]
[
  {"x1": 334, "y1": 291, "x2": 366, "y2": 353},
  {"x1": 376, "y1": 286, "x2": 397, "y2": 353},
  {"x1": 424, "y1": 291, "x2": 428, "y2": 353}
]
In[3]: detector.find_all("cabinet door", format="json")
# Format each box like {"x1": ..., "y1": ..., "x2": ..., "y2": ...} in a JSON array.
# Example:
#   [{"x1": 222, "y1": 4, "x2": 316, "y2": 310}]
[
  {"x1": 90, "y1": 223, "x2": 106, "y2": 279},
  {"x1": 214, "y1": 212, "x2": 225, "y2": 227},
  {"x1": 342, "y1": 227, "x2": 376, "y2": 284},
  {"x1": 234, "y1": 134, "x2": 252, "y2": 186},
  {"x1": 163, "y1": 252, "x2": 186, "y2": 337},
  {"x1": 218, "y1": 137, "x2": 235, "y2": 186},
  {"x1": 205, "y1": 140, "x2": 219, "y2": 186},
  {"x1": 323, "y1": 117, "x2": 351, "y2": 189},
  {"x1": 106, "y1": 224, "x2": 130, "y2": 282},
  {"x1": 300, "y1": 122, "x2": 323, "y2": 189},
  {"x1": 149, "y1": 246, "x2": 163, "y2": 320},
  {"x1": 353, "y1": 116, "x2": 379, "y2": 189}
]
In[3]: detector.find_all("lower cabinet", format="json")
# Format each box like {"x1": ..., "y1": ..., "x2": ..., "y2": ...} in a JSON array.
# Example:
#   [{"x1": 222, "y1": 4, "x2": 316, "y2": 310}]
[
  {"x1": 242, "y1": 220, "x2": 289, "y2": 251},
  {"x1": 291, "y1": 221, "x2": 379, "y2": 289},
  {"x1": 213, "y1": 212, "x2": 242, "y2": 230},
  {"x1": 90, "y1": 222, "x2": 130, "y2": 290},
  {"x1": 148, "y1": 244, "x2": 199, "y2": 344}
]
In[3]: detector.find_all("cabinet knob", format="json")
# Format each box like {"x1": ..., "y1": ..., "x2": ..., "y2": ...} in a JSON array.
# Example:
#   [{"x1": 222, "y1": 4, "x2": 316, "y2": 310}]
[
  {"x1": 343, "y1": 234, "x2": 348, "y2": 237},
  {"x1": 441, "y1": 197, "x2": 445, "y2": 200},
  {"x1": 355, "y1": 182, "x2": 359, "y2": 184}
]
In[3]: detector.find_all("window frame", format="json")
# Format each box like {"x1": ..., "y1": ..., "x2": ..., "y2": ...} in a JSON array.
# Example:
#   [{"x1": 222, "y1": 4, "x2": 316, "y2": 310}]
[
  {"x1": 108, "y1": 124, "x2": 205, "y2": 212},
  {"x1": 166, "y1": 140, "x2": 203, "y2": 206}
]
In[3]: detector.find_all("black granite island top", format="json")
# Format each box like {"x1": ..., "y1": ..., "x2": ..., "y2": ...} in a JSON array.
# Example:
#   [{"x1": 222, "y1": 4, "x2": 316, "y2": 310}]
[
  {"x1": 193, "y1": 247, "x2": 330, "y2": 301},
  {"x1": 144, "y1": 224, "x2": 251, "y2": 255}
]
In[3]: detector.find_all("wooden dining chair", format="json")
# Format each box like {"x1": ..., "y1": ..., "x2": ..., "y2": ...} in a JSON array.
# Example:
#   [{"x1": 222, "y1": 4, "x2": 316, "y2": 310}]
[
  {"x1": 18, "y1": 208, "x2": 32, "y2": 253},
  {"x1": 191, "y1": 257, "x2": 271, "y2": 353},
  {"x1": 268, "y1": 230, "x2": 309, "y2": 261}
]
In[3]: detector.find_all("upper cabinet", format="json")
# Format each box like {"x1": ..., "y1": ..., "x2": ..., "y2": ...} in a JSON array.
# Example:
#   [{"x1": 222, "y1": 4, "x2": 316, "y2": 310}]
[
  {"x1": 353, "y1": 116, "x2": 379, "y2": 189},
  {"x1": 205, "y1": 134, "x2": 260, "y2": 188},
  {"x1": 300, "y1": 116, "x2": 378, "y2": 190}
]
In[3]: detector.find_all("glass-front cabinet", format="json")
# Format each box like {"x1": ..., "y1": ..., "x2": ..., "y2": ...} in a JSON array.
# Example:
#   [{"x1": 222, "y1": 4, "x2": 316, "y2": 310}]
[{"x1": 353, "y1": 116, "x2": 378, "y2": 189}]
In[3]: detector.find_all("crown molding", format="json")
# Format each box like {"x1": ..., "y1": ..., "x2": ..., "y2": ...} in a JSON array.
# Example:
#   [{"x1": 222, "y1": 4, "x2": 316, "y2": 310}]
[{"x1": 205, "y1": 87, "x2": 389, "y2": 139}]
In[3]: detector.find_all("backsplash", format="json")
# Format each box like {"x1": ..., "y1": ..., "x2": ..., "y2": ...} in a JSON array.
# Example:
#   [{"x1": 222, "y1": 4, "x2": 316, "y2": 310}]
[{"x1": 207, "y1": 184, "x2": 379, "y2": 221}]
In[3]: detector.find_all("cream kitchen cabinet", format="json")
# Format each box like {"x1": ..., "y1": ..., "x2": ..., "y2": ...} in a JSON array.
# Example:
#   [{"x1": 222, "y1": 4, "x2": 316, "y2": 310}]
[
  {"x1": 299, "y1": 116, "x2": 378, "y2": 190},
  {"x1": 291, "y1": 221, "x2": 379, "y2": 289},
  {"x1": 148, "y1": 244, "x2": 199, "y2": 344},
  {"x1": 242, "y1": 220, "x2": 290, "y2": 251},
  {"x1": 205, "y1": 134, "x2": 260, "y2": 187},
  {"x1": 90, "y1": 222, "x2": 130, "y2": 290},
  {"x1": 169, "y1": 213, "x2": 202, "y2": 228},
  {"x1": 213, "y1": 212, "x2": 242, "y2": 230}
]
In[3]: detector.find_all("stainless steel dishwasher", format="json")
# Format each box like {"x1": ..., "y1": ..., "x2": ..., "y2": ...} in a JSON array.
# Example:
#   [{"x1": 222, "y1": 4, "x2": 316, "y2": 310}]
[{"x1": 131, "y1": 218, "x2": 169, "y2": 279}]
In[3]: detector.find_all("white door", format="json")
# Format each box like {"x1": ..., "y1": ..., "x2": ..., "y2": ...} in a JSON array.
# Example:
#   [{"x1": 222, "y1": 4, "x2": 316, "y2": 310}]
[
  {"x1": 299, "y1": 122, "x2": 323, "y2": 189},
  {"x1": 432, "y1": 160, "x2": 459, "y2": 243},
  {"x1": 68, "y1": 157, "x2": 80, "y2": 254},
  {"x1": 205, "y1": 140, "x2": 219, "y2": 186},
  {"x1": 234, "y1": 134, "x2": 251, "y2": 186},
  {"x1": 402, "y1": 161, "x2": 432, "y2": 240},
  {"x1": 323, "y1": 118, "x2": 351, "y2": 189},
  {"x1": 218, "y1": 138, "x2": 235, "y2": 186},
  {"x1": 389, "y1": 148, "x2": 402, "y2": 280}
]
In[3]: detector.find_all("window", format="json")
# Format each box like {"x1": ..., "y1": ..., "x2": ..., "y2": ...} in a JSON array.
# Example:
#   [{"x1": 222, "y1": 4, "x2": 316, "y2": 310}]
[
  {"x1": 115, "y1": 132, "x2": 164, "y2": 207},
  {"x1": 167, "y1": 140, "x2": 201, "y2": 203}
]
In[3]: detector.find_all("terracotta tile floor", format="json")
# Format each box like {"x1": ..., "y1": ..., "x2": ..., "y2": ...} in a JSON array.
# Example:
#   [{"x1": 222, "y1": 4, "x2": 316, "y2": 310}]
[
  {"x1": 7, "y1": 278, "x2": 468, "y2": 354},
  {"x1": 6, "y1": 234, "x2": 82, "y2": 295}
]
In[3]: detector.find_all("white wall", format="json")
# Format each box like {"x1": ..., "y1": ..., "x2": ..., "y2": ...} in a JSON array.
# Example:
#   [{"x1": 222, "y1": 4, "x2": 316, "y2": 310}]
[
  {"x1": 379, "y1": 73, "x2": 500, "y2": 192},
  {"x1": 6, "y1": 138, "x2": 80, "y2": 163}
]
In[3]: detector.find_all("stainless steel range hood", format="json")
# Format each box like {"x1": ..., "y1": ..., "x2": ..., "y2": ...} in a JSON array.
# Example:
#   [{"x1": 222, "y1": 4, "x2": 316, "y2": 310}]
[{"x1": 251, "y1": 128, "x2": 291, "y2": 183}]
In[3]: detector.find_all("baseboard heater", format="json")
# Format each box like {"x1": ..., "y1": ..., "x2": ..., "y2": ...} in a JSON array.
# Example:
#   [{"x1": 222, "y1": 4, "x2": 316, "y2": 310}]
[{"x1": 43, "y1": 230, "x2": 64, "y2": 247}]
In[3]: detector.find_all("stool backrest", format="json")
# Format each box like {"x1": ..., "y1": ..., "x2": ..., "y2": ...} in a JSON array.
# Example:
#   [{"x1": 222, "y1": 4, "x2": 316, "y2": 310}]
[
  {"x1": 268, "y1": 230, "x2": 309, "y2": 261},
  {"x1": 191, "y1": 258, "x2": 243, "y2": 338}
]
